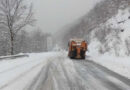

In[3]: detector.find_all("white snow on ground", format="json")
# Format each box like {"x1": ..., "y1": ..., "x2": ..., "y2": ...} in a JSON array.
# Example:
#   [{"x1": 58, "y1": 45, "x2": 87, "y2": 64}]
[
  {"x1": 0, "y1": 52, "x2": 63, "y2": 90},
  {"x1": 87, "y1": 52, "x2": 130, "y2": 79}
]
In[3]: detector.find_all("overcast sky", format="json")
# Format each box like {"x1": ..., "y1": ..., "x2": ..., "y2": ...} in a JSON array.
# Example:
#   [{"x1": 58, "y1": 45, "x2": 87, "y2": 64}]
[{"x1": 32, "y1": 0, "x2": 100, "y2": 33}]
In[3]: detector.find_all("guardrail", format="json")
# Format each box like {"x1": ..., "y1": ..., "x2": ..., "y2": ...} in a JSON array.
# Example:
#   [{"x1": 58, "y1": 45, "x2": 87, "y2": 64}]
[{"x1": 0, "y1": 54, "x2": 29, "y2": 60}]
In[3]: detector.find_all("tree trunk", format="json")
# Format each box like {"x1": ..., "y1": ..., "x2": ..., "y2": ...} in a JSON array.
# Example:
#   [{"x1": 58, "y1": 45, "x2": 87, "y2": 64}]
[{"x1": 10, "y1": 32, "x2": 14, "y2": 55}]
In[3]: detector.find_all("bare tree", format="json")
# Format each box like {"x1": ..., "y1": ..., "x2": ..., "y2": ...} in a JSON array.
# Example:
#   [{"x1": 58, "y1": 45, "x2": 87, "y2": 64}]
[{"x1": 0, "y1": 0, "x2": 35, "y2": 55}]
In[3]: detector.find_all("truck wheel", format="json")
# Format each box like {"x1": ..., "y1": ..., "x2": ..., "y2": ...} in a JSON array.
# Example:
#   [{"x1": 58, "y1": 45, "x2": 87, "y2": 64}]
[
  {"x1": 80, "y1": 50, "x2": 85, "y2": 59},
  {"x1": 70, "y1": 50, "x2": 77, "y2": 59}
]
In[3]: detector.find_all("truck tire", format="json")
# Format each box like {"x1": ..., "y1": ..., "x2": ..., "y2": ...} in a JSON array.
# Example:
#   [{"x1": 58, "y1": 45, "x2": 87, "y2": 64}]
[
  {"x1": 80, "y1": 50, "x2": 85, "y2": 59},
  {"x1": 70, "y1": 49, "x2": 77, "y2": 59}
]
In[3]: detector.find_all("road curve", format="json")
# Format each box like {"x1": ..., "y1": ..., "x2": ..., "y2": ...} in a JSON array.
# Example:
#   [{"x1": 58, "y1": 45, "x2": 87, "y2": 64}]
[{"x1": 26, "y1": 56, "x2": 130, "y2": 90}]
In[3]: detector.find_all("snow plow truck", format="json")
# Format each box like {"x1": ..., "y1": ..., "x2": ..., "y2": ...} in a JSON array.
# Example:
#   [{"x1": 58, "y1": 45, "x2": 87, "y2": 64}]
[{"x1": 68, "y1": 39, "x2": 87, "y2": 59}]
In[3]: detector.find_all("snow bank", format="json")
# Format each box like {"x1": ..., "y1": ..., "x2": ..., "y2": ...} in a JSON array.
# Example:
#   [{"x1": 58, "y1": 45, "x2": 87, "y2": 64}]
[
  {"x1": 87, "y1": 53, "x2": 130, "y2": 79},
  {"x1": 0, "y1": 53, "x2": 28, "y2": 60}
]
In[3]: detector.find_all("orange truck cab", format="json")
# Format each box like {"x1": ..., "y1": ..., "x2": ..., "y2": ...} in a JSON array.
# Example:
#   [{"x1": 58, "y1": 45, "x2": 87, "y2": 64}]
[{"x1": 68, "y1": 39, "x2": 87, "y2": 59}]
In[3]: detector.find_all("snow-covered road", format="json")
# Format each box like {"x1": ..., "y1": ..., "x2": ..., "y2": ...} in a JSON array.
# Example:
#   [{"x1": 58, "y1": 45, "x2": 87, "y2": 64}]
[
  {"x1": 0, "y1": 52, "x2": 130, "y2": 90},
  {"x1": 26, "y1": 52, "x2": 130, "y2": 90}
]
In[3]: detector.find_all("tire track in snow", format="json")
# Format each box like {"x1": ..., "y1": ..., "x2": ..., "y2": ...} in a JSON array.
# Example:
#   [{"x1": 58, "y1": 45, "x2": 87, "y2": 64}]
[
  {"x1": 85, "y1": 60, "x2": 130, "y2": 86},
  {"x1": 74, "y1": 60, "x2": 130, "y2": 90},
  {"x1": 27, "y1": 57, "x2": 89, "y2": 90},
  {"x1": 0, "y1": 62, "x2": 43, "y2": 90},
  {"x1": 26, "y1": 62, "x2": 52, "y2": 90},
  {"x1": 60, "y1": 60, "x2": 86, "y2": 90}
]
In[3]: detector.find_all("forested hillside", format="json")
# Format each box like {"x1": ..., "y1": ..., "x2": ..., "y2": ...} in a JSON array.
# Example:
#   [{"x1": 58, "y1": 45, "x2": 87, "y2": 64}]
[{"x1": 60, "y1": 0, "x2": 130, "y2": 56}]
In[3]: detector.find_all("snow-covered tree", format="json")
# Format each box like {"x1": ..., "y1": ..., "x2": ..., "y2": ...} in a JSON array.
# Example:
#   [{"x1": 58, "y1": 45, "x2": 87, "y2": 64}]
[{"x1": 0, "y1": 0, "x2": 35, "y2": 55}]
